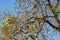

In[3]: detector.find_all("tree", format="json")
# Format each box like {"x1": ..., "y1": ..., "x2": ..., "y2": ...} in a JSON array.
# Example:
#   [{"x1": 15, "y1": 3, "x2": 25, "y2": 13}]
[{"x1": 0, "y1": 0, "x2": 60, "y2": 40}]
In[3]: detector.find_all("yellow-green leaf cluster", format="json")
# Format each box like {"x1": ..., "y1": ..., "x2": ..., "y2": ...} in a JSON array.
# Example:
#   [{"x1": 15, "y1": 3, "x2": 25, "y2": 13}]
[
  {"x1": 21, "y1": 36, "x2": 28, "y2": 40},
  {"x1": 1, "y1": 15, "x2": 21, "y2": 39}
]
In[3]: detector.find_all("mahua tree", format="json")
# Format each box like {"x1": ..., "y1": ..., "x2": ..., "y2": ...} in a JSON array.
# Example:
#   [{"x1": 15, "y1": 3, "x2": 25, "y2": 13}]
[{"x1": 0, "y1": 0, "x2": 60, "y2": 40}]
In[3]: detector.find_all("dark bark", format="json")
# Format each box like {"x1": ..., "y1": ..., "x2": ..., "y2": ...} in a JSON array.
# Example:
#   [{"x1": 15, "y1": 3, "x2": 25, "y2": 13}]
[
  {"x1": 29, "y1": 35, "x2": 35, "y2": 40},
  {"x1": 45, "y1": 20, "x2": 60, "y2": 32},
  {"x1": 47, "y1": 0, "x2": 60, "y2": 26}
]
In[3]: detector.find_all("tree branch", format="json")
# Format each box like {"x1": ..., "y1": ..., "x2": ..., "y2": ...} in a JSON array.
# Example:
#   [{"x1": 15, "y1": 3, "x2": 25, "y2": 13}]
[
  {"x1": 47, "y1": 0, "x2": 60, "y2": 26},
  {"x1": 45, "y1": 20, "x2": 60, "y2": 32}
]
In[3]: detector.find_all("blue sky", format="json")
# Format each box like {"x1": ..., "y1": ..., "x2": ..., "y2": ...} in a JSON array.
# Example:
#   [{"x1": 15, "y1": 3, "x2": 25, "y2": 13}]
[
  {"x1": 0, "y1": 0, "x2": 15, "y2": 11},
  {"x1": 0, "y1": 0, "x2": 15, "y2": 26},
  {"x1": 0, "y1": 0, "x2": 60, "y2": 40},
  {"x1": 0, "y1": 0, "x2": 17, "y2": 26}
]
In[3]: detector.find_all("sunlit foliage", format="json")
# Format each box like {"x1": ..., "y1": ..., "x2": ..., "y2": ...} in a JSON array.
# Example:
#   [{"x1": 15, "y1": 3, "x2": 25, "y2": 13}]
[
  {"x1": 1, "y1": 16, "x2": 21, "y2": 40},
  {"x1": 0, "y1": 0, "x2": 60, "y2": 40}
]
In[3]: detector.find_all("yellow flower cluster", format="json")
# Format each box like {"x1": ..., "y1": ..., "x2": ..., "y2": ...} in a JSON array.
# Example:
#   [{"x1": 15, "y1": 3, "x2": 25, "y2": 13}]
[
  {"x1": 1, "y1": 16, "x2": 21, "y2": 39},
  {"x1": 28, "y1": 25, "x2": 36, "y2": 34},
  {"x1": 53, "y1": 7, "x2": 59, "y2": 15},
  {"x1": 6, "y1": 16, "x2": 16, "y2": 24},
  {"x1": 21, "y1": 36, "x2": 28, "y2": 40}
]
